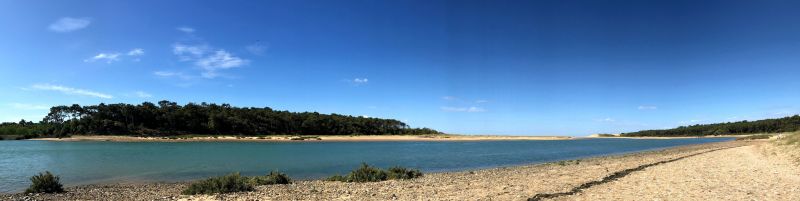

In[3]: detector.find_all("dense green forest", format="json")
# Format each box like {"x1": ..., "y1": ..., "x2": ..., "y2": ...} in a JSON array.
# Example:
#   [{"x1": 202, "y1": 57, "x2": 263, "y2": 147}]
[
  {"x1": 620, "y1": 115, "x2": 800, "y2": 137},
  {"x1": 0, "y1": 101, "x2": 440, "y2": 139}
]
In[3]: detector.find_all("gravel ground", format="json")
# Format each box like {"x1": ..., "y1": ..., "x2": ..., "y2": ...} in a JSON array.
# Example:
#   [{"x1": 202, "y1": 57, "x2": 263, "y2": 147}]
[
  {"x1": 552, "y1": 143, "x2": 800, "y2": 200},
  {"x1": 3, "y1": 140, "x2": 783, "y2": 201}
]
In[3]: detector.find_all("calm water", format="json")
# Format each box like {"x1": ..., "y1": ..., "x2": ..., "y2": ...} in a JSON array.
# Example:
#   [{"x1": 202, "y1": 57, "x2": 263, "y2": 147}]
[{"x1": 0, "y1": 138, "x2": 731, "y2": 193}]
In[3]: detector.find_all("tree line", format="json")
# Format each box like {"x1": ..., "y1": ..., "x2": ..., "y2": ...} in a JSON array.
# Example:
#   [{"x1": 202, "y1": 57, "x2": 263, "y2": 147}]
[
  {"x1": 620, "y1": 115, "x2": 800, "y2": 137},
  {"x1": 0, "y1": 100, "x2": 440, "y2": 139}
]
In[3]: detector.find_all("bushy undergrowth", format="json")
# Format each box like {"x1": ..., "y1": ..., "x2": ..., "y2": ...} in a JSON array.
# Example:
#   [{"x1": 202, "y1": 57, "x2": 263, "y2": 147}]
[
  {"x1": 386, "y1": 166, "x2": 423, "y2": 180},
  {"x1": 327, "y1": 163, "x2": 423, "y2": 182},
  {"x1": 25, "y1": 171, "x2": 64, "y2": 194},
  {"x1": 183, "y1": 171, "x2": 293, "y2": 195},
  {"x1": 736, "y1": 134, "x2": 772, "y2": 141},
  {"x1": 250, "y1": 171, "x2": 291, "y2": 185},
  {"x1": 182, "y1": 173, "x2": 254, "y2": 195},
  {"x1": 776, "y1": 132, "x2": 800, "y2": 145}
]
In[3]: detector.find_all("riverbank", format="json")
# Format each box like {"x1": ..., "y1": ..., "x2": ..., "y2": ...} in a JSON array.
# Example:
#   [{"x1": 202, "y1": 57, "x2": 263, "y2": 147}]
[
  {"x1": 4, "y1": 139, "x2": 796, "y2": 200},
  {"x1": 586, "y1": 133, "x2": 757, "y2": 139},
  {"x1": 30, "y1": 134, "x2": 573, "y2": 142}
]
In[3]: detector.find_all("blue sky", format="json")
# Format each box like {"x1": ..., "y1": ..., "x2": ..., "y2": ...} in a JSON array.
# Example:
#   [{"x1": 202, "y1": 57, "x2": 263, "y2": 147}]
[{"x1": 1, "y1": 0, "x2": 799, "y2": 136}]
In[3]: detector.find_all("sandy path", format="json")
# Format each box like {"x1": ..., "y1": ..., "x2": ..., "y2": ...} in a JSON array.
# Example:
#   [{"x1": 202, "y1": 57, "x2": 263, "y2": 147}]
[{"x1": 552, "y1": 145, "x2": 800, "y2": 200}]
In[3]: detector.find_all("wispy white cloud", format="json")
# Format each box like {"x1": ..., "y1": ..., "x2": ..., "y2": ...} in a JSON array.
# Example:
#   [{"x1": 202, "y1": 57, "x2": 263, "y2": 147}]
[
  {"x1": 48, "y1": 17, "x2": 91, "y2": 32},
  {"x1": 637, "y1": 105, "x2": 658, "y2": 110},
  {"x1": 353, "y1": 78, "x2": 368, "y2": 83},
  {"x1": 246, "y1": 43, "x2": 268, "y2": 55},
  {"x1": 9, "y1": 103, "x2": 49, "y2": 110},
  {"x1": 173, "y1": 43, "x2": 210, "y2": 60},
  {"x1": 441, "y1": 106, "x2": 486, "y2": 113},
  {"x1": 595, "y1": 118, "x2": 616, "y2": 122},
  {"x1": 195, "y1": 50, "x2": 248, "y2": 78},
  {"x1": 84, "y1": 48, "x2": 144, "y2": 63},
  {"x1": 442, "y1": 96, "x2": 457, "y2": 101},
  {"x1": 153, "y1": 71, "x2": 192, "y2": 80},
  {"x1": 176, "y1": 26, "x2": 195, "y2": 33},
  {"x1": 475, "y1": 100, "x2": 489, "y2": 104},
  {"x1": 30, "y1": 84, "x2": 113, "y2": 99},
  {"x1": 344, "y1": 78, "x2": 369, "y2": 86},
  {"x1": 134, "y1": 91, "x2": 152, "y2": 98},
  {"x1": 678, "y1": 119, "x2": 704, "y2": 125},
  {"x1": 84, "y1": 53, "x2": 121, "y2": 63},
  {"x1": 127, "y1": 48, "x2": 145, "y2": 56},
  {"x1": 172, "y1": 42, "x2": 247, "y2": 78}
]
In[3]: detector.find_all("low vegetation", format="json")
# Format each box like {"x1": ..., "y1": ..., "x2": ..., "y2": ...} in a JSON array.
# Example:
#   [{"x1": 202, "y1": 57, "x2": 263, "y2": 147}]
[
  {"x1": 386, "y1": 166, "x2": 424, "y2": 180},
  {"x1": 250, "y1": 171, "x2": 291, "y2": 185},
  {"x1": 182, "y1": 173, "x2": 254, "y2": 195},
  {"x1": 25, "y1": 171, "x2": 64, "y2": 194},
  {"x1": 595, "y1": 134, "x2": 616, "y2": 137},
  {"x1": 776, "y1": 132, "x2": 800, "y2": 146},
  {"x1": 621, "y1": 115, "x2": 800, "y2": 137},
  {"x1": 182, "y1": 171, "x2": 293, "y2": 195},
  {"x1": 555, "y1": 159, "x2": 582, "y2": 166},
  {"x1": 735, "y1": 134, "x2": 772, "y2": 141},
  {"x1": 290, "y1": 136, "x2": 322, "y2": 141},
  {"x1": 327, "y1": 163, "x2": 423, "y2": 182}
]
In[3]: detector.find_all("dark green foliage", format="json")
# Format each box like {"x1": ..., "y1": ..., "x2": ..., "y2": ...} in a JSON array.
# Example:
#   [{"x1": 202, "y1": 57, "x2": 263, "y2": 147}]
[
  {"x1": 289, "y1": 136, "x2": 321, "y2": 140},
  {"x1": 327, "y1": 163, "x2": 422, "y2": 182},
  {"x1": 326, "y1": 174, "x2": 348, "y2": 182},
  {"x1": 621, "y1": 115, "x2": 800, "y2": 137},
  {"x1": 0, "y1": 101, "x2": 441, "y2": 138},
  {"x1": 181, "y1": 173, "x2": 254, "y2": 195},
  {"x1": 0, "y1": 119, "x2": 58, "y2": 139},
  {"x1": 736, "y1": 134, "x2": 772, "y2": 141},
  {"x1": 348, "y1": 163, "x2": 388, "y2": 182},
  {"x1": 250, "y1": 171, "x2": 291, "y2": 185},
  {"x1": 386, "y1": 166, "x2": 423, "y2": 180},
  {"x1": 25, "y1": 171, "x2": 64, "y2": 194}
]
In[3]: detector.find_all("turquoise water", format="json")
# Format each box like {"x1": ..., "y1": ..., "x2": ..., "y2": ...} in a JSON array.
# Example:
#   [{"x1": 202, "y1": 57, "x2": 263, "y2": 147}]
[{"x1": 0, "y1": 138, "x2": 731, "y2": 193}]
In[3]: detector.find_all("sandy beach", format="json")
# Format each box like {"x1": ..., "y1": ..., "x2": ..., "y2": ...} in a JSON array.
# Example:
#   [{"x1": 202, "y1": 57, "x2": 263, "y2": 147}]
[
  {"x1": 4, "y1": 138, "x2": 797, "y2": 201},
  {"x1": 30, "y1": 134, "x2": 574, "y2": 142}
]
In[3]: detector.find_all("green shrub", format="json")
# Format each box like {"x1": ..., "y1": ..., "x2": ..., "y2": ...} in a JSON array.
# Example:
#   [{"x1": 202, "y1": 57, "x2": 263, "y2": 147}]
[
  {"x1": 25, "y1": 171, "x2": 64, "y2": 194},
  {"x1": 250, "y1": 171, "x2": 291, "y2": 185},
  {"x1": 736, "y1": 134, "x2": 772, "y2": 141},
  {"x1": 386, "y1": 166, "x2": 423, "y2": 180},
  {"x1": 348, "y1": 163, "x2": 387, "y2": 182},
  {"x1": 326, "y1": 174, "x2": 348, "y2": 182},
  {"x1": 327, "y1": 163, "x2": 423, "y2": 182},
  {"x1": 182, "y1": 173, "x2": 254, "y2": 195}
]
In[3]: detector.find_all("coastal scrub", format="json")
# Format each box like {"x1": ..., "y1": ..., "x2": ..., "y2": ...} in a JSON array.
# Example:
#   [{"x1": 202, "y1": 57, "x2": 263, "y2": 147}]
[
  {"x1": 327, "y1": 163, "x2": 423, "y2": 182},
  {"x1": 182, "y1": 173, "x2": 254, "y2": 195},
  {"x1": 25, "y1": 171, "x2": 64, "y2": 194},
  {"x1": 250, "y1": 171, "x2": 291, "y2": 185}
]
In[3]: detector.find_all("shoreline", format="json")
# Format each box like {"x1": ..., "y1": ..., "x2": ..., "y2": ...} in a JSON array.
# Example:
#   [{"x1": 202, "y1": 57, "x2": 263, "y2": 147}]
[
  {"x1": 29, "y1": 134, "x2": 575, "y2": 142},
  {"x1": 5, "y1": 139, "x2": 795, "y2": 200},
  {"x1": 28, "y1": 134, "x2": 748, "y2": 142}
]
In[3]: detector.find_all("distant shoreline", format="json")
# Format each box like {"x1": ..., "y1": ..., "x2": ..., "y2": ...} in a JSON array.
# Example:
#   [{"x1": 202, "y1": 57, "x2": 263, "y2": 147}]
[
  {"x1": 587, "y1": 135, "x2": 748, "y2": 139},
  {"x1": 29, "y1": 134, "x2": 575, "y2": 142}
]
